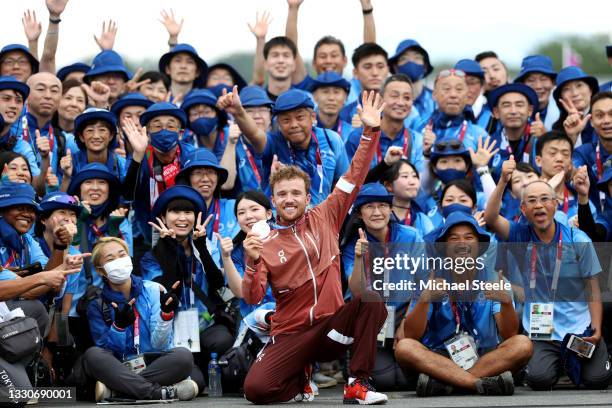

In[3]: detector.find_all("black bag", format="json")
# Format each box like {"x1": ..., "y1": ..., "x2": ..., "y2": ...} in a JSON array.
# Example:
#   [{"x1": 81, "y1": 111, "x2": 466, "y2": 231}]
[
  {"x1": 218, "y1": 329, "x2": 264, "y2": 392},
  {"x1": 0, "y1": 316, "x2": 41, "y2": 363}
]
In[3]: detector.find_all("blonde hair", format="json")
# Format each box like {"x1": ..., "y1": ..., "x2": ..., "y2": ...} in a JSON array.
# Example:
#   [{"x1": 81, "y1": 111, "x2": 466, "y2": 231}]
[
  {"x1": 92, "y1": 237, "x2": 130, "y2": 269},
  {"x1": 269, "y1": 165, "x2": 311, "y2": 195}
]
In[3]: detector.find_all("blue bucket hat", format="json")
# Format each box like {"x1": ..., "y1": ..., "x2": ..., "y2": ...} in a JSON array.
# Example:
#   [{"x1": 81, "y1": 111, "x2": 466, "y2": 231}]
[
  {"x1": 240, "y1": 86, "x2": 274, "y2": 108},
  {"x1": 272, "y1": 89, "x2": 314, "y2": 115},
  {"x1": 454, "y1": 59, "x2": 484, "y2": 79},
  {"x1": 597, "y1": 167, "x2": 612, "y2": 193},
  {"x1": 0, "y1": 182, "x2": 40, "y2": 212},
  {"x1": 0, "y1": 75, "x2": 30, "y2": 99},
  {"x1": 514, "y1": 55, "x2": 557, "y2": 83},
  {"x1": 309, "y1": 72, "x2": 351, "y2": 94},
  {"x1": 83, "y1": 50, "x2": 131, "y2": 84},
  {"x1": 152, "y1": 185, "x2": 206, "y2": 219},
  {"x1": 553, "y1": 66, "x2": 599, "y2": 103},
  {"x1": 206, "y1": 63, "x2": 247, "y2": 90},
  {"x1": 39, "y1": 192, "x2": 82, "y2": 217},
  {"x1": 67, "y1": 162, "x2": 120, "y2": 197},
  {"x1": 430, "y1": 136, "x2": 471, "y2": 163},
  {"x1": 435, "y1": 212, "x2": 490, "y2": 244},
  {"x1": 176, "y1": 148, "x2": 228, "y2": 187},
  {"x1": 158, "y1": 44, "x2": 208, "y2": 88},
  {"x1": 139, "y1": 102, "x2": 187, "y2": 128},
  {"x1": 353, "y1": 183, "x2": 393, "y2": 209},
  {"x1": 389, "y1": 39, "x2": 433, "y2": 76},
  {"x1": 56, "y1": 62, "x2": 91, "y2": 82},
  {"x1": 73, "y1": 108, "x2": 118, "y2": 150},
  {"x1": 110, "y1": 92, "x2": 154, "y2": 116},
  {"x1": 0, "y1": 44, "x2": 39, "y2": 74},
  {"x1": 181, "y1": 89, "x2": 217, "y2": 113},
  {"x1": 487, "y1": 83, "x2": 539, "y2": 117}
]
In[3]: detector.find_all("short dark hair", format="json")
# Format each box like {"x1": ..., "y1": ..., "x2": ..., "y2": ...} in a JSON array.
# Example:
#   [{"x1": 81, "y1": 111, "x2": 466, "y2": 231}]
[
  {"x1": 535, "y1": 130, "x2": 574, "y2": 157},
  {"x1": 381, "y1": 74, "x2": 412, "y2": 94},
  {"x1": 264, "y1": 37, "x2": 297, "y2": 60},
  {"x1": 515, "y1": 162, "x2": 539, "y2": 176},
  {"x1": 165, "y1": 198, "x2": 196, "y2": 215},
  {"x1": 475, "y1": 51, "x2": 499, "y2": 62},
  {"x1": 351, "y1": 43, "x2": 388, "y2": 68},
  {"x1": 381, "y1": 159, "x2": 419, "y2": 185},
  {"x1": 313, "y1": 36, "x2": 346, "y2": 60},
  {"x1": 140, "y1": 71, "x2": 170, "y2": 89},
  {"x1": 441, "y1": 179, "x2": 477, "y2": 208},
  {"x1": 591, "y1": 91, "x2": 612, "y2": 108}
]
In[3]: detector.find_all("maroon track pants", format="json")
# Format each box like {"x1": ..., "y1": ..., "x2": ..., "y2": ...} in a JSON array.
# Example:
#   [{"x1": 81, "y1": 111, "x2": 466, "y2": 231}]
[{"x1": 243, "y1": 290, "x2": 387, "y2": 404}]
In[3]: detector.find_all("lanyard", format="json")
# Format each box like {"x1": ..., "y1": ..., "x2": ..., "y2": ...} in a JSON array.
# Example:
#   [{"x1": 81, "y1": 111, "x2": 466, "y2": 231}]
[
  {"x1": 457, "y1": 121, "x2": 467, "y2": 143},
  {"x1": 504, "y1": 124, "x2": 531, "y2": 155},
  {"x1": 146, "y1": 145, "x2": 181, "y2": 209},
  {"x1": 287, "y1": 131, "x2": 324, "y2": 194},
  {"x1": 562, "y1": 187, "x2": 569, "y2": 214},
  {"x1": 404, "y1": 209, "x2": 412, "y2": 226},
  {"x1": 450, "y1": 302, "x2": 461, "y2": 334},
  {"x1": 2, "y1": 250, "x2": 17, "y2": 269},
  {"x1": 91, "y1": 224, "x2": 104, "y2": 238},
  {"x1": 596, "y1": 142, "x2": 603, "y2": 179},
  {"x1": 240, "y1": 136, "x2": 262, "y2": 186},
  {"x1": 376, "y1": 128, "x2": 411, "y2": 163},
  {"x1": 337, "y1": 120, "x2": 344, "y2": 136},
  {"x1": 212, "y1": 199, "x2": 221, "y2": 234},
  {"x1": 133, "y1": 307, "x2": 140, "y2": 354},
  {"x1": 21, "y1": 108, "x2": 30, "y2": 142},
  {"x1": 530, "y1": 230, "x2": 563, "y2": 291}
]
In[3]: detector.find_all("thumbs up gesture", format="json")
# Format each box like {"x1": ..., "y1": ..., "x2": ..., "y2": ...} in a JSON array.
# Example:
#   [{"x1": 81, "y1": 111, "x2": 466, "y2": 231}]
[
  {"x1": 501, "y1": 154, "x2": 516, "y2": 183},
  {"x1": 530, "y1": 112, "x2": 546, "y2": 138},
  {"x1": 59, "y1": 149, "x2": 73, "y2": 178},
  {"x1": 270, "y1": 154, "x2": 282, "y2": 177},
  {"x1": 36, "y1": 130, "x2": 51, "y2": 158},
  {"x1": 45, "y1": 166, "x2": 59, "y2": 190},
  {"x1": 355, "y1": 228, "x2": 369, "y2": 258}
]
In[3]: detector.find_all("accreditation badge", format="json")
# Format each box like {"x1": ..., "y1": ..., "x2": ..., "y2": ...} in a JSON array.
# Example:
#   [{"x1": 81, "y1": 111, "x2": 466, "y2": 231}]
[{"x1": 529, "y1": 302, "x2": 554, "y2": 340}]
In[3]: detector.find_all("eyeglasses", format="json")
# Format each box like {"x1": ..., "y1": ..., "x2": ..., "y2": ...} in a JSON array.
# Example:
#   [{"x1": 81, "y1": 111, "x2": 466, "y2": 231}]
[
  {"x1": 436, "y1": 69, "x2": 466, "y2": 80},
  {"x1": 524, "y1": 195, "x2": 555, "y2": 207},
  {"x1": 245, "y1": 107, "x2": 271, "y2": 116},
  {"x1": 148, "y1": 123, "x2": 180, "y2": 133},
  {"x1": 1, "y1": 58, "x2": 30, "y2": 68},
  {"x1": 434, "y1": 140, "x2": 463, "y2": 152}
]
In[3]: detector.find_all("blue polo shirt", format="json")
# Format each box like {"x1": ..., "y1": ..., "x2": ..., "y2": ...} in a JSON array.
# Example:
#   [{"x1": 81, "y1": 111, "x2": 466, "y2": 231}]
[
  {"x1": 507, "y1": 220, "x2": 601, "y2": 341},
  {"x1": 573, "y1": 138, "x2": 611, "y2": 213},
  {"x1": 489, "y1": 127, "x2": 538, "y2": 183},
  {"x1": 181, "y1": 125, "x2": 229, "y2": 161},
  {"x1": 419, "y1": 110, "x2": 486, "y2": 151}
]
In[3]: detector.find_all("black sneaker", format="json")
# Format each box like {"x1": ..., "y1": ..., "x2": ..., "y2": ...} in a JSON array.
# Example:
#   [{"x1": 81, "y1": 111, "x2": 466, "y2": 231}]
[
  {"x1": 415, "y1": 373, "x2": 453, "y2": 397},
  {"x1": 475, "y1": 371, "x2": 514, "y2": 396}
]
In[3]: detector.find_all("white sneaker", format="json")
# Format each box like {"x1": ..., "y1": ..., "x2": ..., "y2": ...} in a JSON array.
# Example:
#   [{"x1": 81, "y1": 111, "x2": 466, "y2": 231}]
[
  {"x1": 163, "y1": 378, "x2": 199, "y2": 401},
  {"x1": 95, "y1": 381, "x2": 112, "y2": 402},
  {"x1": 343, "y1": 377, "x2": 388, "y2": 405}
]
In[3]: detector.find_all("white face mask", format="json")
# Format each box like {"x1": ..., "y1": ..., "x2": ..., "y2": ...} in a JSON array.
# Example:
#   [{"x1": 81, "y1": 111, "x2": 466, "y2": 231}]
[{"x1": 103, "y1": 256, "x2": 133, "y2": 284}]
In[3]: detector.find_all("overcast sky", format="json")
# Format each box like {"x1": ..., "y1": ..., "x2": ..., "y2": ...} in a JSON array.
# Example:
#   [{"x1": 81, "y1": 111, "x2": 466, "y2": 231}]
[{"x1": 3, "y1": 0, "x2": 611, "y2": 71}]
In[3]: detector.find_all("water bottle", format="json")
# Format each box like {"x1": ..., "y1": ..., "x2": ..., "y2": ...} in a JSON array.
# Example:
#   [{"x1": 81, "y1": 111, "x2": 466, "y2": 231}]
[{"x1": 208, "y1": 352, "x2": 223, "y2": 397}]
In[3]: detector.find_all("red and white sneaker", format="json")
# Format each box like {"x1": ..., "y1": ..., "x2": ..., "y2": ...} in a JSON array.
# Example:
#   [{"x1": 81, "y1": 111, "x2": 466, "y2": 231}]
[
  {"x1": 284, "y1": 365, "x2": 316, "y2": 403},
  {"x1": 343, "y1": 377, "x2": 387, "y2": 405}
]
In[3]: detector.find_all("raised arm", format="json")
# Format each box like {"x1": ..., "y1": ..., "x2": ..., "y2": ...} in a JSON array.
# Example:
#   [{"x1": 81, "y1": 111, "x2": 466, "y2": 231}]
[
  {"x1": 39, "y1": 0, "x2": 69, "y2": 73},
  {"x1": 93, "y1": 20, "x2": 118, "y2": 51},
  {"x1": 22, "y1": 10, "x2": 42, "y2": 60},
  {"x1": 220, "y1": 123, "x2": 240, "y2": 190},
  {"x1": 159, "y1": 9, "x2": 183, "y2": 50},
  {"x1": 360, "y1": 0, "x2": 376, "y2": 43},
  {"x1": 217, "y1": 86, "x2": 267, "y2": 154},
  {"x1": 484, "y1": 154, "x2": 514, "y2": 240},
  {"x1": 248, "y1": 11, "x2": 271, "y2": 86},
  {"x1": 285, "y1": 0, "x2": 307, "y2": 85}
]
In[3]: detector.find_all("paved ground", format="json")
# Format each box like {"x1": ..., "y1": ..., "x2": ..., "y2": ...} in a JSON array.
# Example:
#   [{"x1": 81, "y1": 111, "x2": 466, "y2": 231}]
[{"x1": 36, "y1": 387, "x2": 612, "y2": 407}]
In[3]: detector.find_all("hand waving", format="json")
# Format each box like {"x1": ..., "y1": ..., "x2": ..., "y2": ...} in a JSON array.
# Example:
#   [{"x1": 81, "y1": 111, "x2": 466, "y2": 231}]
[
  {"x1": 159, "y1": 9, "x2": 184, "y2": 39},
  {"x1": 22, "y1": 10, "x2": 42, "y2": 42},
  {"x1": 356, "y1": 91, "x2": 385, "y2": 128},
  {"x1": 94, "y1": 19, "x2": 118, "y2": 51},
  {"x1": 468, "y1": 135, "x2": 499, "y2": 168},
  {"x1": 248, "y1": 10, "x2": 272, "y2": 40}
]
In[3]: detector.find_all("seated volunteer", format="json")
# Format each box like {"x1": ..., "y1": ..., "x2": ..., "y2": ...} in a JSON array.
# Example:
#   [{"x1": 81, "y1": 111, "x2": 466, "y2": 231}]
[
  {"x1": 56, "y1": 62, "x2": 90, "y2": 83},
  {"x1": 218, "y1": 87, "x2": 349, "y2": 205},
  {"x1": 345, "y1": 74, "x2": 425, "y2": 173},
  {"x1": 342, "y1": 183, "x2": 422, "y2": 390},
  {"x1": 420, "y1": 69, "x2": 489, "y2": 153},
  {"x1": 180, "y1": 89, "x2": 228, "y2": 158},
  {"x1": 573, "y1": 92, "x2": 612, "y2": 213},
  {"x1": 158, "y1": 43, "x2": 207, "y2": 105},
  {"x1": 575, "y1": 166, "x2": 612, "y2": 242},
  {"x1": 140, "y1": 185, "x2": 232, "y2": 390},
  {"x1": 175, "y1": 148, "x2": 240, "y2": 265},
  {"x1": 514, "y1": 55, "x2": 559, "y2": 130},
  {"x1": 454, "y1": 59, "x2": 491, "y2": 131},
  {"x1": 488, "y1": 83, "x2": 541, "y2": 182},
  {"x1": 68, "y1": 108, "x2": 127, "y2": 187},
  {"x1": 0, "y1": 151, "x2": 33, "y2": 184},
  {"x1": 552, "y1": 66, "x2": 599, "y2": 147},
  {"x1": 216, "y1": 190, "x2": 276, "y2": 319},
  {"x1": 0, "y1": 76, "x2": 40, "y2": 178},
  {"x1": 241, "y1": 91, "x2": 388, "y2": 405},
  {"x1": 388, "y1": 39, "x2": 435, "y2": 123},
  {"x1": 110, "y1": 92, "x2": 153, "y2": 158},
  {"x1": 484, "y1": 165, "x2": 612, "y2": 390},
  {"x1": 120, "y1": 102, "x2": 195, "y2": 249},
  {"x1": 81, "y1": 237, "x2": 198, "y2": 402},
  {"x1": 220, "y1": 86, "x2": 272, "y2": 194},
  {"x1": 310, "y1": 72, "x2": 352, "y2": 142},
  {"x1": 395, "y1": 212, "x2": 532, "y2": 396}
]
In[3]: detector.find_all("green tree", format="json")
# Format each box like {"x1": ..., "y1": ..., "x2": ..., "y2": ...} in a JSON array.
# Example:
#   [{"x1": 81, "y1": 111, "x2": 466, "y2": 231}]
[{"x1": 532, "y1": 34, "x2": 610, "y2": 75}]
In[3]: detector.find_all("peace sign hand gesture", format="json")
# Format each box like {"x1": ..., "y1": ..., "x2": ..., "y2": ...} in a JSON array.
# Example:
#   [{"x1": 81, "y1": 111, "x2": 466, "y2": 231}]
[
  {"x1": 560, "y1": 98, "x2": 591, "y2": 138},
  {"x1": 148, "y1": 217, "x2": 176, "y2": 239},
  {"x1": 193, "y1": 212, "x2": 214, "y2": 240}
]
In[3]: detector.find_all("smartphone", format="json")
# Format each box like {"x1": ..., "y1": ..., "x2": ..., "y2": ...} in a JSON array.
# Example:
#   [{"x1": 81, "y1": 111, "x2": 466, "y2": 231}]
[
  {"x1": 567, "y1": 334, "x2": 595, "y2": 358},
  {"x1": 13, "y1": 262, "x2": 43, "y2": 277}
]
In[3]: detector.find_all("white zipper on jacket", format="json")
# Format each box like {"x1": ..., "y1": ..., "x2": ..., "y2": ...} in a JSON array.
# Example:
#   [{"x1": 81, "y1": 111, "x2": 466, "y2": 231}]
[{"x1": 292, "y1": 226, "x2": 318, "y2": 325}]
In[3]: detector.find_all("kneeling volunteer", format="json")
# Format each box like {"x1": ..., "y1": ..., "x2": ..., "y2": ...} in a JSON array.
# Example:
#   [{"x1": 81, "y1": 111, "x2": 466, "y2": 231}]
[
  {"x1": 80, "y1": 237, "x2": 198, "y2": 402},
  {"x1": 394, "y1": 212, "x2": 533, "y2": 396}
]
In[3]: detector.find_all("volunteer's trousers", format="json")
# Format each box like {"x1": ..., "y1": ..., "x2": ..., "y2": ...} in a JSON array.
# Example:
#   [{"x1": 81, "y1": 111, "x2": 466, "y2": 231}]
[
  {"x1": 526, "y1": 339, "x2": 612, "y2": 390},
  {"x1": 81, "y1": 346, "x2": 196, "y2": 400},
  {"x1": 244, "y1": 290, "x2": 387, "y2": 404},
  {"x1": 0, "y1": 358, "x2": 31, "y2": 407}
]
